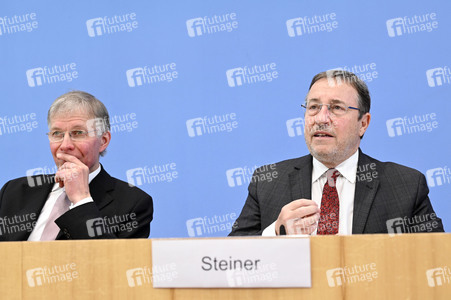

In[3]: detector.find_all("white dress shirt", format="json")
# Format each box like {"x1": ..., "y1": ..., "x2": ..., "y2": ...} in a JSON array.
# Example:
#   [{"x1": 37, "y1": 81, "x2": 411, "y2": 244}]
[
  {"x1": 28, "y1": 165, "x2": 101, "y2": 241},
  {"x1": 262, "y1": 150, "x2": 359, "y2": 236}
]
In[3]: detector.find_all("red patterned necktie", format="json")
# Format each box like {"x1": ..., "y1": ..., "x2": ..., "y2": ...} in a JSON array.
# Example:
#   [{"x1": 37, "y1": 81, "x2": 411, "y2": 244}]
[{"x1": 317, "y1": 169, "x2": 340, "y2": 235}]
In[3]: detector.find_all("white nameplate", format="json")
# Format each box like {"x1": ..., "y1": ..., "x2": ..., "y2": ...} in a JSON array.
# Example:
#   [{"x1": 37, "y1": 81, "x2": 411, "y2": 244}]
[{"x1": 151, "y1": 237, "x2": 311, "y2": 288}]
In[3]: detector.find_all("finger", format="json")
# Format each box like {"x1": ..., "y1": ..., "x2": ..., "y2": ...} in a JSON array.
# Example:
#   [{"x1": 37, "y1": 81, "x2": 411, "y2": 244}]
[
  {"x1": 297, "y1": 213, "x2": 320, "y2": 227},
  {"x1": 56, "y1": 153, "x2": 84, "y2": 166},
  {"x1": 281, "y1": 210, "x2": 306, "y2": 223},
  {"x1": 54, "y1": 174, "x2": 64, "y2": 187},
  {"x1": 59, "y1": 162, "x2": 71, "y2": 170},
  {"x1": 286, "y1": 199, "x2": 318, "y2": 210},
  {"x1": 286, "y1": 218, "x2": 316, "y2": 235},
  {"x1": 295, "y1": 219, "x2": 318, "y2": 234},
  {"x1": 60, "y1": 162, "x2": 77, "y2": 170},
  {"x1": 301, "y1": 223, "x2": 318, "y2": 235},
  {"x1": 57, "y1": 167, "x2": 80, "y2": 184},
  {"x1": 291, "y1": 205, "x2": 320, "y2": 219},
  {"x1": 55, "y1": 172, "x2": 65, "y2": 187},
  {"x1": 287, "y1": 214, "x2": 319, "y2": 231}
]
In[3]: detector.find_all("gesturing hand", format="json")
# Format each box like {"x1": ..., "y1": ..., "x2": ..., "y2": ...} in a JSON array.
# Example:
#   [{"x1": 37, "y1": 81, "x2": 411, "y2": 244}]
[{"x1": 275, "y1": 199, "x2": 320, "y2": 235}]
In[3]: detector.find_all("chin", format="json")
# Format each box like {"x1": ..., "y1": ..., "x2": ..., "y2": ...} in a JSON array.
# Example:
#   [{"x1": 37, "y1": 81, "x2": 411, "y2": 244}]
[
  {"x1": 311, "y1": 147, "x2": 338, "y2": 161},
  {"x1": 311, "y1": 145, "x2": 335, "y2": 155}
]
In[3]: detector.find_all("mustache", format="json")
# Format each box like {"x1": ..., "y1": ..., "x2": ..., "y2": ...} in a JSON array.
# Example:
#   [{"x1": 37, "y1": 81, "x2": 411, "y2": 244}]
[{"x1": 307, "y1": 124, "x2": 335, "y2": 135}]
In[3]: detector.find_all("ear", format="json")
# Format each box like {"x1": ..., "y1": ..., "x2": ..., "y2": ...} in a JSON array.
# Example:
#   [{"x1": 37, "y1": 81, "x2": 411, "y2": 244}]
[
  {"x1": 99, "y1": 131, "x2": 111, "y2": 153},
  {"x1": 359, "y1": 113, "x2": 371, "y2": 137}
]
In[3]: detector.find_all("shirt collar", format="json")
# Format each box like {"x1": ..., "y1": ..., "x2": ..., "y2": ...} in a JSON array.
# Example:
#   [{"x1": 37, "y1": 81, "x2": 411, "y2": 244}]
[
  {"x1": 312, "y1": 150, "x2": 359, "y2": 184},
  {"x1": 52, "y1": 164, "x2": 102, "y2": 192}
]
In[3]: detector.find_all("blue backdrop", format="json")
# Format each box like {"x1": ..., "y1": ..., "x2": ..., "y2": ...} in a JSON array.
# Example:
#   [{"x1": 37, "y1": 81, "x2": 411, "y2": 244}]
[{"x1": 1, "y1": 0, "x2": 450, "y2": 238}]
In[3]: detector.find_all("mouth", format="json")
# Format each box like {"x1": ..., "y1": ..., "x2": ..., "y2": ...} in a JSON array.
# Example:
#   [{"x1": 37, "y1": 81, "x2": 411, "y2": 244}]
[{"x1": 313, "y1": 131, "x2": 334, "y2": 138}]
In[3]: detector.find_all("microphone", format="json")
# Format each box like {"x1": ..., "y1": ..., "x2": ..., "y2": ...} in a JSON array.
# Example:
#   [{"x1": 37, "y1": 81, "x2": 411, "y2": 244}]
[{"x1": 279, "y1": 224, "x2": 286, "y2": 235}]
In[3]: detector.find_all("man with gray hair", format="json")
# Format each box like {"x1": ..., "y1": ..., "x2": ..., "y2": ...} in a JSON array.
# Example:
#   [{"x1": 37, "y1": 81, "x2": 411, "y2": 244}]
[
  {"x1": 0, "y1": 91, "x2": 153, "y2": 241},
  {"x1": 230, "y1": 70, "x2": 443, "y2": 236}
]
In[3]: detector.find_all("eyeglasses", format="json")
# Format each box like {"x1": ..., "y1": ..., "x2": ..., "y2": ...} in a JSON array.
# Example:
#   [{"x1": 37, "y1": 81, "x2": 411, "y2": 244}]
[
  {"x1": 301, "y1": 102, "x2": 360, "y2": 116},
  {"x1": 46, "y1": 130, "x2": 97, "y2": 143}
]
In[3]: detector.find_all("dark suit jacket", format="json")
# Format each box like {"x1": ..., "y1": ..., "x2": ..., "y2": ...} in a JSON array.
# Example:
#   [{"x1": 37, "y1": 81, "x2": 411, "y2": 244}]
[
  {"x1": 0, "y1": 167, "x2": 153, "y2": 241},
  {"x1": 229, "y1": 149, "x2": 444, "y2": 235}
]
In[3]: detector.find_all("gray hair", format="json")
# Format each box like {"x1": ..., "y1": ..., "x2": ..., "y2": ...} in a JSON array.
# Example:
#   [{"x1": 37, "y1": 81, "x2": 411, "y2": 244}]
[
  {"x1": 47, "y1": 90, "x2": 110, "y2": 156},
  {"x1": 307, "y1": 70, "x2": 371, "y2": 120}
]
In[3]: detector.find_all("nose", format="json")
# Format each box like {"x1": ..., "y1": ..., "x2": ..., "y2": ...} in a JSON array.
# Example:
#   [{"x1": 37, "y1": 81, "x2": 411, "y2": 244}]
[
  {"x1": 59, "y1": 132, "x2": 75, "y2": 151},
  {"x1": 314, "y1": 104, "x2": 331, "y2": 124}
]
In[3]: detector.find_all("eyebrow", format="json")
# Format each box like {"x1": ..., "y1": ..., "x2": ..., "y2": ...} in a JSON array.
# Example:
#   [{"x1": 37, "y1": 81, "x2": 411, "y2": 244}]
[
  {"x1": 50, "y1": 125, "x2": 87, "y2": 131},
  {"x1": 307, "y1": 98, "x2": 346, "y2": 104}
]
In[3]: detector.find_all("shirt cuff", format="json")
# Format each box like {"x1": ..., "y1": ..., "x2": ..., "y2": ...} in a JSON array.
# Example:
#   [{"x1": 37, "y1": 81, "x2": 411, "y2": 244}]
[
  {"x1": 262, "y1": 221, "x2": 277, "y2": 236},
  {"x1": 69, "y1": 197, "x2": 94, "y2": 209}
]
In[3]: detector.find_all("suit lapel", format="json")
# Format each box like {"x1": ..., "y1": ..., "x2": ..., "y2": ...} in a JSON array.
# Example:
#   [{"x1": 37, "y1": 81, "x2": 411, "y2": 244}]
[
  {"x1": 14, "y1": 179, "x2": 54, "y2": 241},
  {"x1": 288, "y1": 155, "x2": 313, "y2": 201},
  {"x1": 88, "y1": 166, "x2": 115, "y2": 210},
  {"x1": 352, "y1": 150, "x2": 380, "y2": 234}
]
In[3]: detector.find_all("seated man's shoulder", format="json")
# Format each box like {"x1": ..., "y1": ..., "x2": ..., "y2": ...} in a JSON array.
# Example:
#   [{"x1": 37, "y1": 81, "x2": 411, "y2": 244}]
[
  {"x1": 255, "y1": 155, "x2": 310, "y2": 176},
  {"x1": 363, "y1": 153, "x2": 424, "y2": 181},
  {"x1": 109, "y1": 176, "x2": 152, "y2": 199},
  {"x1": 276, "y1": 156, "x2": 308, "y2": 168},
  {"x1": 1, "y1": 174, "x2": 55, "y2": 191}
]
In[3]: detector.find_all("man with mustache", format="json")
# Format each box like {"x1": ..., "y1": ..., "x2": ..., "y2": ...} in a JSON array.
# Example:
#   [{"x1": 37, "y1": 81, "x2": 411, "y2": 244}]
[
  {"x1": 0, "y1": 91, "x2": 153, "y2": 241},
  {"x1": 229, "y1": 70, "x2": 443, "y2": 236}
]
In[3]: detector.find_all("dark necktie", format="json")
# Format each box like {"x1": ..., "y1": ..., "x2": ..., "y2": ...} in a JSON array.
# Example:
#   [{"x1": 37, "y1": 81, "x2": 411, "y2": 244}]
[{"x1": 317, "y1": 169, "x2": 340, "y2": 235}]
